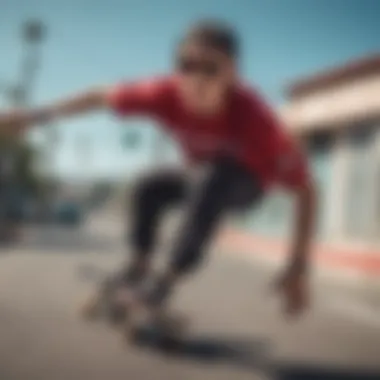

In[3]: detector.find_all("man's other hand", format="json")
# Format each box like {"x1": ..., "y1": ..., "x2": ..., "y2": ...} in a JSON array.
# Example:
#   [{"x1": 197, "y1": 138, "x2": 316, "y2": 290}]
[{"x1": 275, "y1": 265, "x2": 309, "y2": 317}]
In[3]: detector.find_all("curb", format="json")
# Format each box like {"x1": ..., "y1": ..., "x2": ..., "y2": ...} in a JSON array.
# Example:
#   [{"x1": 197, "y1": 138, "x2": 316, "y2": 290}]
[{"x1": 218, "y1": 228, "x2": 380, "y2": 278}]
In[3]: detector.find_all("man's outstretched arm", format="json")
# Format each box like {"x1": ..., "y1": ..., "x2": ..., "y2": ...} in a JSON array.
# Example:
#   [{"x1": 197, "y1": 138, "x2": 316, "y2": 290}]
[
  {"x1": 34, "y1": 88, "x2": 108, "y2": 122},
  {"x1": 0, "y1": 88, "x2": 108, "y2": 132},
  {"x1": 0, "y1": 78, "x2": 168, "y2": 133}
]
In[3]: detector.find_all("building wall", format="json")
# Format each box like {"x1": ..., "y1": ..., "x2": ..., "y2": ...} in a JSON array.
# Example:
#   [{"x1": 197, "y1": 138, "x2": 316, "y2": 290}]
[
  {"x1": 340, "y1": 123, "x2": 380, "y2": 242},
  {"x1": 281, "y1": 73, "x2": 380, "y2": 133},
  {"x1": 239, "y1": 72, "x2": 380, "y2": 248}
]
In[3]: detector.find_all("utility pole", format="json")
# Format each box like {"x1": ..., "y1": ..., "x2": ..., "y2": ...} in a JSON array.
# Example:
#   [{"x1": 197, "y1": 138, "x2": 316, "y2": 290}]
[
  {"x1": 17, "y1": 20, "x2": 57, "y2": 179},
  {"x1": 16, "y1": 20, "x2": 46, "y2": 107},
  {"x1": 0, "y1": 20, "x2": 46, "y2": 169},
  {"x1": 0, "y1": 20, "x2": 46, "y2": 107},
  {"x1": 0, "y1": 20, "x2": 46, "y2": 159},
  {"x1": 0, "y1": 20, "x2": 46, "y2": 237}
]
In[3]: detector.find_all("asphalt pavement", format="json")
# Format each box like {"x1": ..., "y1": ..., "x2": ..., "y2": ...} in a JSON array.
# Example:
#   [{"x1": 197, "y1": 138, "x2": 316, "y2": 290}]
[{"x1": 0, "y1": 218, "x2": 379, "y2": 380}]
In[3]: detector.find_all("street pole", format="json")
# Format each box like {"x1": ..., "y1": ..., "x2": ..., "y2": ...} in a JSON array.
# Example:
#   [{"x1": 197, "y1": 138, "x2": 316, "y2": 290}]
[
  {"x1": 18, "y1": 21, "x2": 57, "y2": 179},
  {"x1": 0, "y1": 20, "x2": 46, "y2": 175},
  {"x1": 0, "y1": 20, "x2": 45, "y2": 107},
  {"x1": 0, "y1": 20, "x2": 46, "y2": 238},
  {"x1": 19, "y1": 20, "x2": 46, "y2": 107}
]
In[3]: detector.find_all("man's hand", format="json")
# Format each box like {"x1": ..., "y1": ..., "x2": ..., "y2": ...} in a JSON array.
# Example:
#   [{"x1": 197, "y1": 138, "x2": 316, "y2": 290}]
[
  {"x1": 0, "y1": 109, "x2": 47, "y2": 135},
  {"x1": 276, "y1": 264, "x2": 309, "y2": 317},
  {"x1": 0, "y1": 109, "x2": 31, "y2": 135}
]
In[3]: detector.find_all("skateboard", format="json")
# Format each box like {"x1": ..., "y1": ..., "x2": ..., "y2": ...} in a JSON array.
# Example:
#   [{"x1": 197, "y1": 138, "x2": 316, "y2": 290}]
[
  {"x1": 80, "y1": 274, "x2": 130, "y2": 325},
  {"x1": 123, "y1": 299, "x2": 188, "y2": 351},
  {"x1": 80, "y1": 275, "x2": 188, "y2": 351}
]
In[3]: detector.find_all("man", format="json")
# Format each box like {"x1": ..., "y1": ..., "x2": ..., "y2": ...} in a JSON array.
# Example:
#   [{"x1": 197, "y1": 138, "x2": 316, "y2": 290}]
[{"x1": 0, "y1": 20, "x2": 315, "y2": 316}]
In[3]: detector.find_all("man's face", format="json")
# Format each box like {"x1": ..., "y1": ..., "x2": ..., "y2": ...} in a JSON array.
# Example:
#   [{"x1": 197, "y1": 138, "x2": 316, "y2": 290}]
[{"x1": 175, "y1": 43, "x2": 236, "y2": 114}]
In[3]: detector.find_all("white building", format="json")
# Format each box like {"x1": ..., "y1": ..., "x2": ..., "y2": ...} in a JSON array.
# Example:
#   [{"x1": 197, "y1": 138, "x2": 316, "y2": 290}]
[{"x1": 246, "y1": 54, "x2": 380, "y2": 248}]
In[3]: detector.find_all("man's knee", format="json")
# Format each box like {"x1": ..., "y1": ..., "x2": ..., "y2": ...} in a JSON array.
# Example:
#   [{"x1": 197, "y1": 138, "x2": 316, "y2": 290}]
[
  {"x1": 129, "y1": 171, "x2": 187, "y2": 254},
  {"x1": 133, "y1": 171, "x2": 186, "y2": 214},
  {"x1": 170, "y1": 226, "x2": 210, "y2": 274},
  {"x1": 171, "y1": 247, "x2": 204, "y2": 274}
]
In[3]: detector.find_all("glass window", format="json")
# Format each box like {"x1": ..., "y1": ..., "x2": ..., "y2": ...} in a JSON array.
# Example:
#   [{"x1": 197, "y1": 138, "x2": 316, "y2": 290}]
[
  {"x1": 344, "y1": 125, "x2": 379, "y2": 239},
  {"x1": 305, "y1": 131, "x2": 335, "y2": 239}
]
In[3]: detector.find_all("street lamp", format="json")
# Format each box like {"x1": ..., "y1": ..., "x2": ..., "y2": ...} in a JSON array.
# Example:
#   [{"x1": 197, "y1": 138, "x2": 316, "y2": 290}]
[
  {"x1": 17, "y1": 20, "x2": 46, "y2": 107},
  {"x1": 0, "y1": 20, "x2": 47, "y2": 235},
  {"x1": 0, "y1": 19, "x2": 46, "y2": 107},
  {"x1": 19, "y1": 20, "x2": 57, "y2": 178},
  {"x1": 23, "y1": 20, "x2": 45, "y2": 43}
]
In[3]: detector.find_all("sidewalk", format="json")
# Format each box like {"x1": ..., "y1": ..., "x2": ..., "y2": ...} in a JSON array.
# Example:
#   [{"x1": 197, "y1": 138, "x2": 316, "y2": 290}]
[
  {"x1": 89, "y1": 211, "x2": 380, "y2": 281},
  {"x1": 218, "y1": 228, "x2": 380, "y2": 278},
  {"x1": 217, "y1": 227, "x2": 380, "y2": 323}
]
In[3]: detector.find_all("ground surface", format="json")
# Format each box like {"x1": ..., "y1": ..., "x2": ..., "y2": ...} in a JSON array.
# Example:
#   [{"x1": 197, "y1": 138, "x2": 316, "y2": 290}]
[{"x1": 0, "y1": 215, "x2": 379, "y2": 380}]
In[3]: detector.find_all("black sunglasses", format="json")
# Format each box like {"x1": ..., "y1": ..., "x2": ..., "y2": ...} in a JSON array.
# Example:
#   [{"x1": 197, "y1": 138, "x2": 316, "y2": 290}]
[{"x1": 176, "y1": 57, "x2": 222, "y2": 76}]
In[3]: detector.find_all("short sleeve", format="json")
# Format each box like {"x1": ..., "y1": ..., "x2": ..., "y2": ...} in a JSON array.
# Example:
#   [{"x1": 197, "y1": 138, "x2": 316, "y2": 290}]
[
  {"x1": 274, "y1": 132, "x2": 310, "y2": 190},
  {"x1": 106, "y1": 77, "x2": 170, "y2": 117},
  {"x1": 242, "y1": 88, "x2": 311, "y2": 191}
]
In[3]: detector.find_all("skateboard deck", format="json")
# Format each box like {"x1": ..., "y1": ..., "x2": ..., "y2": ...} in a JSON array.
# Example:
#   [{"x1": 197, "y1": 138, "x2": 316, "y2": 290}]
[
  {"x1": 124, "y1": 303, "x2": 188, "y2": 351},
  {"x1": 80, "y1": 275, "x2": 130, "y2": 325},
  {"x1": 80, "y1": 273, "x2": 189, "y2": 351}
]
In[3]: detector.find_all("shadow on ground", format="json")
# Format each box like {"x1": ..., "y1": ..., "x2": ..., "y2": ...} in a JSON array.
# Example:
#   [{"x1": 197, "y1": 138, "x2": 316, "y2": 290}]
[
  {"x1": 134, "y1": 332, "x2": 380, "y2": 379},
  {"x1": 273, "y1": 364, "x2": 380, "y2": 380},
  {"x1": 77, "y1": 264, "x2": 380, "y2": 379},
  {"x1": 136, "y1": 332, "x2": 271, "y2": 372}
]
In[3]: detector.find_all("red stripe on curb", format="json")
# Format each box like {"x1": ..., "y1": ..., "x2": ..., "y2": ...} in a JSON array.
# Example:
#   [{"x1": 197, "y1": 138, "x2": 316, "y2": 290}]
[{"x1": 218, "y1": 229, "x2": 380, "y2": 276}]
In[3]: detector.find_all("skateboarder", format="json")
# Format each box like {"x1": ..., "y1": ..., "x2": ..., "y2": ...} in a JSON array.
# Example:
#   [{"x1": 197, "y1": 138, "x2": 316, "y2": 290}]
[{"x1": 0, "y1": 19, "x2": 316, "y2": 318}]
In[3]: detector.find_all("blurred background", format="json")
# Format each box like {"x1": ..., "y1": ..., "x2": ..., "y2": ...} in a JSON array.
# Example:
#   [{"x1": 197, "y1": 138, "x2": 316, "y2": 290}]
[{"x1": 0, "y1": 1, "x2": 380, "y2": 379}]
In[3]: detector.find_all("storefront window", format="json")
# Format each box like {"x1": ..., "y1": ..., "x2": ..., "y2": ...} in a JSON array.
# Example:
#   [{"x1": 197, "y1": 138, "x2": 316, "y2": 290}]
[
  {"x1": 240, "y1": 193, "x2": 292, "y2": 238},
  {"x1": 344, "y1": 125, "x2": 379, "y2": 239},
  {"x1": 306, "y1": 131, "x2": 335, "y2": 239}
]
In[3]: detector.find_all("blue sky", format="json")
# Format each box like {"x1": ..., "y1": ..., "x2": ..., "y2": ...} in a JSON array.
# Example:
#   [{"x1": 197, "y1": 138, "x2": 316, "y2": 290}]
[{"x1": 1, "y1": 0, "x2": 379, "y2": 180}]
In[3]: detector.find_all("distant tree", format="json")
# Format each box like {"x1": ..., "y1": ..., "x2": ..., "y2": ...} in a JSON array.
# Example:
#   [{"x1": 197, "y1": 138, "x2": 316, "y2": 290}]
[{"x1": 0, "y1": 134, "x2": 41, "y2": 197}]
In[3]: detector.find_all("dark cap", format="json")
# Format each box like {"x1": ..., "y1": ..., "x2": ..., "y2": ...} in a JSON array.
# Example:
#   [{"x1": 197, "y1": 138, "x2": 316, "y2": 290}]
[{"x1": 182, "y1": 19, "x2": 240, "y2": 58}]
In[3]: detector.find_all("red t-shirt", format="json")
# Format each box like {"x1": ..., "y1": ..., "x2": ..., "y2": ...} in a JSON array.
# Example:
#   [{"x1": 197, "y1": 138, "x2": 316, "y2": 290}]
[{"x1": 107, "y1": 76, "x2": 309, "y2": 191}]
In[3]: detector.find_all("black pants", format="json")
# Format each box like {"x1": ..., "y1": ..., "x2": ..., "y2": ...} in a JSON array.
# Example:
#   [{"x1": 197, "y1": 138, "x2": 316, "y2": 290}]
[{"x1": 130, "y1": 157, "x2": 263, "y2": 274}]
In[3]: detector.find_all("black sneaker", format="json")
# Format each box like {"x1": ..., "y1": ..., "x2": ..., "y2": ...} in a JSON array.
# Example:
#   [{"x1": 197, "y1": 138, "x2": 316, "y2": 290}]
[
  {"x1": 102, "y1": 267, "x2": 145, "y2": 325},
  {"x1": 139, "y1": 277, "x2": 173, "y2": 309},
  {"x1": 122, "y1": 265, "x2": 147, "y2": 287},
  {"x1": 100, "y1": 266, "x2": 145, "y2": 309}
]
